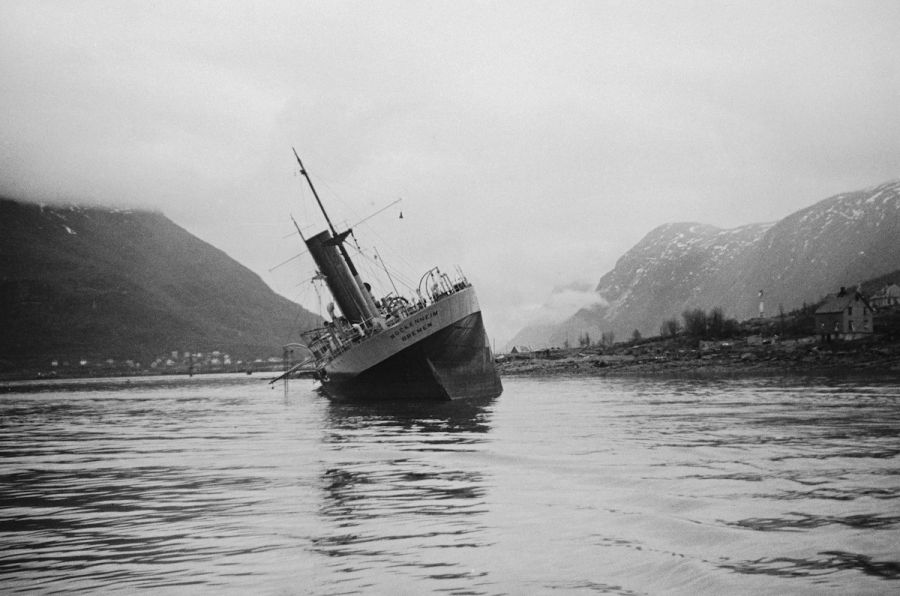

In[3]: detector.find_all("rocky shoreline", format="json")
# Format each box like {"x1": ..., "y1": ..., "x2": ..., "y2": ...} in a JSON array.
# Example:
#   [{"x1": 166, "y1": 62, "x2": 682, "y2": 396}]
[{"x1": 497, "y1": 337, "x2": 900, "y2": 379}]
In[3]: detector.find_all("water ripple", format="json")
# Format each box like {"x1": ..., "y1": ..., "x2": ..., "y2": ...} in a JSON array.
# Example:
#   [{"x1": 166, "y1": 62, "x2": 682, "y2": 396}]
[
  {"x1": 2, "y1": 375, "x2": 899, "y2": 594},
  {"x1": 722, "y1": 550, "x2": 900, "y2": 580},
  {"x1": 728, "y1": 511, "x2": 900, "y2": 531}
]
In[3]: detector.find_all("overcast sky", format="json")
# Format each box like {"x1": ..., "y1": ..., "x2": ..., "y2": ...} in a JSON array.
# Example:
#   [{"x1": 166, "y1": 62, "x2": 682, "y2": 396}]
[{"x1": 2, "y1": 1, "x2": 899, "y2": 345}]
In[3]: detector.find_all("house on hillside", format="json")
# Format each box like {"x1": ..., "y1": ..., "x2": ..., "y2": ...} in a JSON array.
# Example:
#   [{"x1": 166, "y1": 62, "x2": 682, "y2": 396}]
[
  {"x1": 870, "y1": 283, "x2": 900, "y2": 309},
  {"x1": 508, "y1": 345, "x2": 537, "y2": 360},
  {"x1": 814, "y1": 287, "x2": 874, "y2": 341}
]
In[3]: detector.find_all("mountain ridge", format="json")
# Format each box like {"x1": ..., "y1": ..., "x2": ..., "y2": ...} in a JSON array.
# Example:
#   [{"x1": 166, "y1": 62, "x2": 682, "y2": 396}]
[
  {"x1": 0, "y1": 198, "x2": 320, "y2": 369},
  {"x1": 510, "y1": 180, "x2": 900, "y2": 349}
]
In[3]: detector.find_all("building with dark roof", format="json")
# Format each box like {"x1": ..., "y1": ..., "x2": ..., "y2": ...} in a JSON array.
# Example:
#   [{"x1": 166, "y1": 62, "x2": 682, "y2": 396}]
[
  {"x1": 814, "y1": 287, "x2": 874, "y2": 341},
  {"x1": 870, "y1": 283, "x2": 900, "y2": 309}
]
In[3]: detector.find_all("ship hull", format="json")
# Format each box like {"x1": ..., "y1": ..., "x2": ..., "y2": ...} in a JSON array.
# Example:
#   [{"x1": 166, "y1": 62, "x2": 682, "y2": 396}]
[{"x1": 319, "y1": 287, "x2": 502, "y2": 401}]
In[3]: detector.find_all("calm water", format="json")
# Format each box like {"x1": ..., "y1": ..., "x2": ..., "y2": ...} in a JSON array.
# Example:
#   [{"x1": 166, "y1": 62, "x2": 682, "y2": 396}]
[{"x1": 1, "y1": 374, "x2": 899, "y2": 595}]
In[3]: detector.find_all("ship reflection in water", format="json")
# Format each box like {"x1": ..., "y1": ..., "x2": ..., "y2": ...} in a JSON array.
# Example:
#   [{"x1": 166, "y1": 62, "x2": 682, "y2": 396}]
[
  {"x1": 1, "y1": 374, "x2": 899, "y2": 594},
  {"x1": 312, "y1": 398, "x2": 496, "y2": 590}
]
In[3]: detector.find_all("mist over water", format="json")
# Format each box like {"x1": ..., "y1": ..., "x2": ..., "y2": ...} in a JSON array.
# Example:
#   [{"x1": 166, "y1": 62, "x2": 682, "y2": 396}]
[{"x1": 1, "y1": 374, "x2": 898, "y2": 594}]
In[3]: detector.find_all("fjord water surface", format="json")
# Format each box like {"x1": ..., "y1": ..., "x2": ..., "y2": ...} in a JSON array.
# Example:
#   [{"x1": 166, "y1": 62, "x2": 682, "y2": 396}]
[{"x1": 1, "y1": 374, "x2": 898, "y2": 594}]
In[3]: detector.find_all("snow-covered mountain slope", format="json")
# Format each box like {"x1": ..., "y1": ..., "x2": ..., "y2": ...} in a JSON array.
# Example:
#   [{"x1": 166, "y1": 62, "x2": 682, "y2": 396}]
[{"x1": 508, "y1": 180, "x2": 900, "y2": 348}]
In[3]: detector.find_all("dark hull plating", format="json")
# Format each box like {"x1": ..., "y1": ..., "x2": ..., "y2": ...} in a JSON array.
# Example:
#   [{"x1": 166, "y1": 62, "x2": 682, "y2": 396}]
[{"x1": 320, "y1": 312, "x2": 502, "y2": 401}]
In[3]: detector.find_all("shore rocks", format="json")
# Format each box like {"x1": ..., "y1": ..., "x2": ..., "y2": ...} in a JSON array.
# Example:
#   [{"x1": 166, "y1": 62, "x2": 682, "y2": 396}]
[{"x1": 497, "y1": 338, "x2": 900, "y2": 378}]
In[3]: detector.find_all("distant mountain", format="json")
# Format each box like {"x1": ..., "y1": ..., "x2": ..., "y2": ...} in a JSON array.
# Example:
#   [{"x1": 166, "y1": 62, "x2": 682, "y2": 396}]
[
  {"x1": 0, "y1": 198, "x2": 320, "y2": 369},
  {"x1": 506, "y1": 281, "x2": 600, "y2": 349},
  {"x1": 509, "y1": 180, "x2": 900, "y2": 349}
]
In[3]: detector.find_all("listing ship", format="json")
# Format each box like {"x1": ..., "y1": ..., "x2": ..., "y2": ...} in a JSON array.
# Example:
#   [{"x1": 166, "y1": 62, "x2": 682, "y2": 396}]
[{"x1": 289, "y1": 151, "x2": 502, "y2": 401}]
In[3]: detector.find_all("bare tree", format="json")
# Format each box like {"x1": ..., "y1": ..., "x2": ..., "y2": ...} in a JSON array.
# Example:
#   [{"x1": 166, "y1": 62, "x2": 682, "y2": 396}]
[
  {"x1": 660, "y1": 318, "x2": 680, "y2": 338},
  {"x1": 708, "y1": 307, "x2": 725, "y2": 338},
  {"x1": 682, "y1": 308, "x2": 707, "y2": 337}
]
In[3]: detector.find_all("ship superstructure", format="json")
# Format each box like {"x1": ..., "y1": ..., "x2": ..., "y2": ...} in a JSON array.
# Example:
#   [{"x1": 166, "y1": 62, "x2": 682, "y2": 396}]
[{"x1": 290, "y1": 150, "x2": 502, "y2": 401}]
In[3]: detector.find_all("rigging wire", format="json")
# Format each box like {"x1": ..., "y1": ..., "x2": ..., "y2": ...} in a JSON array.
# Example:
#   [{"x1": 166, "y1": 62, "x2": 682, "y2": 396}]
[
  {"x1": 284, "y1": 153, "x2": 433, "y2": 305},
  {"x1": 348, "y1": 243, "x2": 418, "y2": 294},
  {"x1": 269, "y1": 250, "x2": 308, "y2": 272},
  {"x1": 353, "y1": 210, "x2": 419, "y2": 276},
  {"x1": 312, "y1": 276, "x2": 324, "y2": 319},
  {"x1": 374, "y1": 246, "x2": 400, "y2": 297}
]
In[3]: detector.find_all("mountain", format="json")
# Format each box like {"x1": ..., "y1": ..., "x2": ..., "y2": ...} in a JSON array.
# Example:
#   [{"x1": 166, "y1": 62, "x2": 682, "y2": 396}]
[
  {"x1": 0, "y1": 198, "x2": 320, "y2": 369},
  {"x1": 506, "y1": 281, "x2": 602, "y2": 349},
  {"x1": 509, "y1": 180, "x2": 900, "y2": 349}
]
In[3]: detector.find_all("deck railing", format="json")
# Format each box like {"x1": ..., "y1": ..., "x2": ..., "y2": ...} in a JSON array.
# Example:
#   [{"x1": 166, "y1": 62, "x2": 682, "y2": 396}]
[{"x1": 299, "y1": 267, "x2": 471, "y2": 367}]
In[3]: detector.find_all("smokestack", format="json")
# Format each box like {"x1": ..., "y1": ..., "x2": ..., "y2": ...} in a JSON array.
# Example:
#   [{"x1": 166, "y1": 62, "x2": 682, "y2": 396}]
[{"x1": 306, "y1": 230, "x2": 374, "y2": 324}]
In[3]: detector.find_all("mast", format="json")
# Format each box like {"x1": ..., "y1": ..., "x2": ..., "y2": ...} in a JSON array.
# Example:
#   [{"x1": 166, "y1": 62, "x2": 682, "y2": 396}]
[
  {"x1": 293, "y1": 148, "x2": 340, "y2": 243},
  {"x1": 292, "y1": 148, "x2": 380, "y2": 321},
  {"x1": 290, "y1": 214, "x2": 307, "y2": 243}
]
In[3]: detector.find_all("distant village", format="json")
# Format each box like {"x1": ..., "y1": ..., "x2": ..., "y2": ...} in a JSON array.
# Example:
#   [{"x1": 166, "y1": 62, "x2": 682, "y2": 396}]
[
  {"x1": 45, "y1": 349, "x2": 287, "y2": 377},
  {"x1": 22, "y1": 282, "x2": 900, "y2": 380}
]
